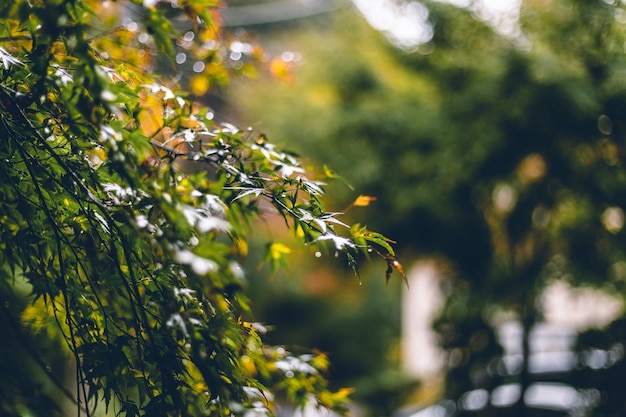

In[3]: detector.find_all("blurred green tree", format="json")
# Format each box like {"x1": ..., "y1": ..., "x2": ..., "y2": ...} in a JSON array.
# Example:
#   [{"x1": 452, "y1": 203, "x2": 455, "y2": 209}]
[
  {"x1": 228, "y1": 0, "x2": 626, "y2": 415},
  {"x1": 0, "y1": 1, "x2": 401, "y2": 416}
]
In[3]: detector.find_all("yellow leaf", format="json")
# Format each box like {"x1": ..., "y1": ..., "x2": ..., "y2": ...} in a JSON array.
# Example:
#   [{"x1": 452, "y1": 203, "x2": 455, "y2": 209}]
[
  {"x1": 269, "y1": 242, "x2": 291, "y2": 260},
  {"x1": 256, "y1": 133, "x2": 268, "y2": 145},
  {"x1": 323, "y1": 164, "x2": 335, "y2": 178},
  {"x1": 353, "y1": 195, "x2": 377, "y2": 207},
  {"x1": 336, "y1": 387, "x2": 356, "y2": 398},
  {"x1": 269, "y1": 57, "x2": 294, "y2": 83},
  {"x1": 240, "y1": 355, "x2": 257, "y2": 376},
  {"x1": 236, "y1": 238, "x2": 249, "y2": 257},
  {"x1": 190, "y1": 75, "x2": 210, "y2": 96}
]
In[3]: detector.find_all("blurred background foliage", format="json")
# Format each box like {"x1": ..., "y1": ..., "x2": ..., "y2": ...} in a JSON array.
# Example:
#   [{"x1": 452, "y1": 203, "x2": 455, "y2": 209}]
[{"x1": 225, "y1": 0, "x2": 626, "y2": 416}]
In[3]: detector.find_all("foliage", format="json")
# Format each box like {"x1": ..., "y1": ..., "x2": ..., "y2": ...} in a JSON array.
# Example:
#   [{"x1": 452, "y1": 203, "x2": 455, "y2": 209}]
[
  {"x1": 228, "y1": 0, "x2": 626, "y2": 415},
  {"x1": 0, "y1": 1, "x2": 399, "y2": 416}
]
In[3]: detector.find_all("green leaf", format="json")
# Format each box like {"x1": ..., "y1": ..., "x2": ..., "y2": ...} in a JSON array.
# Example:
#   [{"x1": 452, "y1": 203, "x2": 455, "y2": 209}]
[{"x1": 145, "y1": 7, "x2": 176, "y2": 63}]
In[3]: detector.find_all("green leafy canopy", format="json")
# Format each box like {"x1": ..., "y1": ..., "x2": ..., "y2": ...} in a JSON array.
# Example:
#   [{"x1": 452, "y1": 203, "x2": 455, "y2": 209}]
[{"x1": 0, "y1": 1, "x2": 399, "y2": 416}]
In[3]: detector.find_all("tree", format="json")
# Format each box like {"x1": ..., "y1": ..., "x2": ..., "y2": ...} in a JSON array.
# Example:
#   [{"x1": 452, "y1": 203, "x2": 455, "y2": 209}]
[
  {"x1": 0, "y1": 1, "x2": 401, "y2": 416},
  {"x1": 228, "y1": 1, "x2": 626, "y2": 415}
]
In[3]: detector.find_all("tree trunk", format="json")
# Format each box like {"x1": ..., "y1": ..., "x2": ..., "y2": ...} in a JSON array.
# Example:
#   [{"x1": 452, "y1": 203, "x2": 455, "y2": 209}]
[{"x1": 510, "y1": 293, "x2": 535, "y2": 417}]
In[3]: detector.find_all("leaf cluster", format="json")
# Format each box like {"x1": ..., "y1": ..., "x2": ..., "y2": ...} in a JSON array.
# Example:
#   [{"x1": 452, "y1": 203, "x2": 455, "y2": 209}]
[{"x1": 0, "y1": 1, "x2": 397, "y2": 416}]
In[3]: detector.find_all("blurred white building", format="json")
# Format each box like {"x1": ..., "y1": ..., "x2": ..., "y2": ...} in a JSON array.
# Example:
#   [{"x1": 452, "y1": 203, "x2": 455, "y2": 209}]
[{"x1": 400, "y1": 262, "x2": 624, "y2": 417}]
